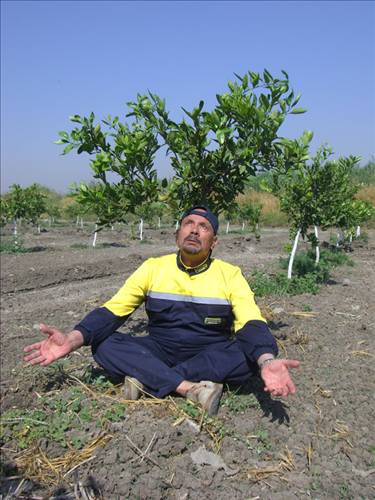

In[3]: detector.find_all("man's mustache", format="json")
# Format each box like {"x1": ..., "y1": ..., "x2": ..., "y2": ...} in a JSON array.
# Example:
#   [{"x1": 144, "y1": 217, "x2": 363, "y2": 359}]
[{"x1": 184, "y1": 236, "x2": 201, "y2": 244}]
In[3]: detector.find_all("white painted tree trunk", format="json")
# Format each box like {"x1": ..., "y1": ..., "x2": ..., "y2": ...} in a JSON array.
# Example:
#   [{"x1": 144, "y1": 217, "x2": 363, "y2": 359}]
[
  {"x1": 241, "y1": 222, "x2": 245, "y2": 232},
  {"x1": 226, "y1": 221, "x2": 230, "y2": 234},
  {"x1": 287, "y1": 229, "x2": 301, "y2": 279},
  {"x1": 80, "y1": 218, "x2": 84, "y2": 230},
  {"x1": 175, "y1": 220, "x2": 179, "y2": 231},
  {"x1": 111, "y1": 225, "x2": 114, "y2": 231},
  {"x1": 158, "y1": 217, "x2": 161, "y2": 229},
  {"x1": 49, "y1": 218, "x2": 52, "y2": 228},
  {"x1": 76, "y1": 216, "x2": 79, "y2": 226},
  {"x1": 37, "y1": 224, "x2": 41, "y2": 234},
  {"x1": 92, "y1": 224, "x2": 98, "y2": 247},
  {"x1": 356, "y1": 225, "x2": 361, "y2": 238},
  {"x1": 349, "y1": 233, "x2": 353, "y2": 244},
  {"x1": 336, "y1": 229, "x2": 343, "y2": 247},
  {"x1": 314, "y1": 225, "x2": 320, "y2": 265},
  {"x1": 139, "y1": 219, "x2": 144, "y2": 241},
  {"x1": 13, "y1": 219, "x2": 18, "y2": 248}
]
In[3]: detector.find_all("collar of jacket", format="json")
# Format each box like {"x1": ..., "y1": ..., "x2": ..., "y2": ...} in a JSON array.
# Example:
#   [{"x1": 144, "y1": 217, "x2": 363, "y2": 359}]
[{"x1": 176, "y1": 251, "x2": 213, "y2": 276}]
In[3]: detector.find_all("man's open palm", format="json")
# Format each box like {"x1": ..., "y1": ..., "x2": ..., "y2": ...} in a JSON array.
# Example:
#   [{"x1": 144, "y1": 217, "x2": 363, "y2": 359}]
[
  {"x1": 261, "y1": 359, "x2": 300, "y2": 397},
  {"x1": 23, "y1": 324, "x2": 73, "y2": 366}
]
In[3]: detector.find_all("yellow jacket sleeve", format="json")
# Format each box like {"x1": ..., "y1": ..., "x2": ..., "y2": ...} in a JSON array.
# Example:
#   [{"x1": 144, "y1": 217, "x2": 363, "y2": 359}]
[{"x1": 229, "y1": 267, "x2": 266, "y2": 332}]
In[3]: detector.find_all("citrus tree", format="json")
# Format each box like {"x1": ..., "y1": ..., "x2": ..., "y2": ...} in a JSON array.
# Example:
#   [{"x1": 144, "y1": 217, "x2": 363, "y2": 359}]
[
  {"x1": 238, "y1": 201, "x2": 263, "y2": 239},
  {"x1": 270, "y1": 146, "x2": 366, "y2": 277},
  {"x1": 0, "y1": 197, "x2": 10, "y2": 228},
  {"x1": 3, "y1": 184, "x2": 47, "y2": 246},
  {"x1": 336, "y1": 199, "x2": 375, "y2": 246},
  {"x1": 56, "y1": 69, "x2": 308, "y2": 226},
  {"x1": 24, "y1": 184, "x2": 48, "y2": 232}
]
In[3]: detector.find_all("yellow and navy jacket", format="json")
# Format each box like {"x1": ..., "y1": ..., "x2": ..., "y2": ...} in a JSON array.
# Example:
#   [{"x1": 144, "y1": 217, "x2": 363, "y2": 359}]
[{"x1": 75, "y1": 253, "x2": 278, "y2": 362}]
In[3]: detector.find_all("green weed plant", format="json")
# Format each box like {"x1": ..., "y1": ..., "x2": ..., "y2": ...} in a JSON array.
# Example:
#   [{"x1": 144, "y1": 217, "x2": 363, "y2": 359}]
[
  {"x1": 0, "y1": 238, "x2": 29, "y2": 254},
  {"x1": 249, "y1": 248, "x2": 353, "y2": 297},
  {"x1": 222, "y1": 388, "x2": 260, "y2": 414},
  {"x1": 0, "y1": 372, "x2": 126, "y2": 451},
  {"x1": 249, "y1": 270, "x2": 321, "y2": 296}
]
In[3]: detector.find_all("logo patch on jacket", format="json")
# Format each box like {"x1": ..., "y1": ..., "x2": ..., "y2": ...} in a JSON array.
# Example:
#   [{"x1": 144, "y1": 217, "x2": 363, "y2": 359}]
[{"x1": 204, "y1": 317, "x2": 223, "y2": 325}]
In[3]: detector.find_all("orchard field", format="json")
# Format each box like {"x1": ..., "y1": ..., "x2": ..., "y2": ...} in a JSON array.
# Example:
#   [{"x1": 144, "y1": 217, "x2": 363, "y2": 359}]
[{"x1": 1, "y1": 223, "x2": 374, "y2": 499}]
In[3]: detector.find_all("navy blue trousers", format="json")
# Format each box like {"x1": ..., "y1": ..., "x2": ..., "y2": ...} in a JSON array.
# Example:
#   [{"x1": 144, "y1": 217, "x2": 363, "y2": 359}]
[{"x1": 92, "y1": 332, "x2": 257, "y2": 398}]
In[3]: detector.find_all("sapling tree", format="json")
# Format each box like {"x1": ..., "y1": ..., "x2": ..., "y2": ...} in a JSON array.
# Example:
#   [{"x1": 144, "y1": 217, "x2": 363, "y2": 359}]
[
  {"x1": 134, "y1": 203, "x2": 154, "y2": 240},
  {"x1": 270, "y1": 146, "x2": 363, "y2": 277},
  {"x1": 1, "y1": 184, "x2": 47, "y2": 248},
  {"x1": 72, "y1": 182, "x2": 123, "y2": 247},
  {"x1": 6, "y1": 184, "x2": 28, "y2": 244},
  {"x1": 0, "y1": 197, "x2": 10, "y2": 228},
  {"x1": 223, "y1": 204, "x2": 238, "y2": 234},
  {"x1": 336, "y1": 199, "x2": 375, "y2": 247},
  {"x1": 56, "y1": 69, "x2": 308, "y2": 234},
  {"x1": 62, "y1": 197, "x2": 88, "y2": 229},
  {"x1": 239, "y1": 201, "x2": 263, "y2": 239},
  {"x1": 151, "y1": 202, "x2": 167, "y2": 229},
  {"x1": 45, "y1": 202, "x2": 61, "y2": 227},
  {"x1": 24, "y1": 184, "x2": 48, "y2": 233}
]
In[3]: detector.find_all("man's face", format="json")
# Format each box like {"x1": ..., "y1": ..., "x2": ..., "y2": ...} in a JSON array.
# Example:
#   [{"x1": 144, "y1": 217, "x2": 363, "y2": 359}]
[{"x1": 176, "y1": 211, "x2": 217, "y2": 258}]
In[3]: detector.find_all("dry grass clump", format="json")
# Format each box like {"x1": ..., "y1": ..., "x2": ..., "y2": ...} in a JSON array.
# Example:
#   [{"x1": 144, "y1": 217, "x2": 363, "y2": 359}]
[
  {"x1": 15, "y1": 434, "x2": 112, "y2": 486},
  {"x1": 247, "y1": 446, "x2": 295, "y2": 482},
  {"x1": 236, "y1": 191, "x2": 289, "y2": 226},
  {"x1": 237, "y1": 191, "x2": 280, "y2": 212},
  {"x1": 356, "y1": 185, "x2": 375, "y2": 206}
]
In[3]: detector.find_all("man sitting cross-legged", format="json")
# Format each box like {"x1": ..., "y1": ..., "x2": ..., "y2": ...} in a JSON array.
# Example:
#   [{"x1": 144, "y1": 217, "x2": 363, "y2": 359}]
[{"x1": 24, "y1": 206, "x2": 299, "y2": 416}]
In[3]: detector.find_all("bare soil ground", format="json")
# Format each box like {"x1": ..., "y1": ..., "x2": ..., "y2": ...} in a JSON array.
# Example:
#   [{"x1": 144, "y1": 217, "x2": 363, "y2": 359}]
[{"x1": 1, "y1": 225, "x2": 375, "y2": 499}]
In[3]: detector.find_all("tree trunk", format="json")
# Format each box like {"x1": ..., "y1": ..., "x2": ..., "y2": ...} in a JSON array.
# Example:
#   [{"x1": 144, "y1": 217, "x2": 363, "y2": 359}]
[
  {"x1": 139, "y1": 219, "x2": 144, "y2": 241},
  {"x1": 158, "y1": 217, "x2": 161, "y2": 229},
  {"x1": 241, "y1": 222, "x2": 245, "y2": 232},
  {"x1": 80, "y1": 218, "x2": 84, "y2": 230},
  {"x1": 13, "y1": 219, "x2": 18, "y2": 248},
  {"x1": 314, "y1": 225, "x2": 320, "y2": 265},
  {"x1": 288, "y1": 229, "x2": 301, "y2": 279},
  {"x1": 336, "y1": 229, "x2": 343, "y2": 247},
  {"x1": 226, "y1": 221, "x2": 230, "y2": 234},
  {"x1": 356, "y1": 225, "x2": 361, "y2": 238},
  {"x1": 92, "y1": 224, "x2": 98, "y2": 247}
]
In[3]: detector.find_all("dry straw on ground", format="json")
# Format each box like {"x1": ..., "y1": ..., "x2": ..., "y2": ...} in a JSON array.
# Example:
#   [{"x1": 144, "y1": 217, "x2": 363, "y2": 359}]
[
  {"x1": 15, "y1": 434, "x2": 112, "y2": 486},
  {"x1": 247, "y1": 446, "x2": 296, "y2": 483}
]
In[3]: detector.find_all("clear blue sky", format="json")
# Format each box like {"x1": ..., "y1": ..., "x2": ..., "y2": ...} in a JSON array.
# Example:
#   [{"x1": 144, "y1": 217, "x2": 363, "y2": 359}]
[{"x1": 1, "y1": 0, "x2": 374, "y2": 194}]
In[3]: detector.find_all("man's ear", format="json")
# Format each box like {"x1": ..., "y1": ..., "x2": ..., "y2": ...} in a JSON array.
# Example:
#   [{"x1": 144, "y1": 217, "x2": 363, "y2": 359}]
[{"x1": 210, "y1": 236, "x2": 218, "y2": 250}]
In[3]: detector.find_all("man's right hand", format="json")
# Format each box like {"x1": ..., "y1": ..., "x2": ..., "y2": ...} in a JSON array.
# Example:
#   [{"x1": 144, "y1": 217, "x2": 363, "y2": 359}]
[{"x1": 23, "y1": 324, "x2": 84, "y2": 366}]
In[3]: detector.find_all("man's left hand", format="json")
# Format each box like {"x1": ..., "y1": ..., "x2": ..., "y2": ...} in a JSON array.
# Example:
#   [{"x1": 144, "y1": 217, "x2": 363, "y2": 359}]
[{"x1": 260, "y1": 359, "x2": 300, "y2": 397}]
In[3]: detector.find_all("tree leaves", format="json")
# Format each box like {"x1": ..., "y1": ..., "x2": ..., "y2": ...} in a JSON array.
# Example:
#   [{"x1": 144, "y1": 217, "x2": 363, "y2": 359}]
[
  {"x1": 56, "y1": 68, "x2": 308, "y2": 223},
  {"x1": 271, "y1": 145, "x2": 369, "y2": 238}
]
